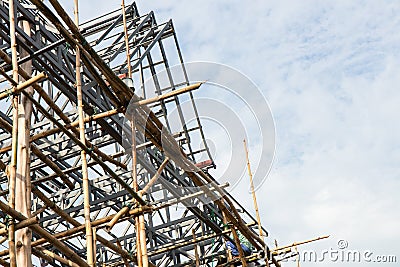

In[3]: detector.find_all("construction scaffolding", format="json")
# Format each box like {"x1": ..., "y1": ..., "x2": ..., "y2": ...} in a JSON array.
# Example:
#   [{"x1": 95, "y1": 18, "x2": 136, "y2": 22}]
[{"x1": 0, "y1": 1, "x2": 288, "y2": 266}]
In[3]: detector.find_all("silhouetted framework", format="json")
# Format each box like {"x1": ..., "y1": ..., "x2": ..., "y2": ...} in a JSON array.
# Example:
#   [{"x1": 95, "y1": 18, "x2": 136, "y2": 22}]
[{"x1": 0, "y1": 1, "x2": 281, "y2": 266}]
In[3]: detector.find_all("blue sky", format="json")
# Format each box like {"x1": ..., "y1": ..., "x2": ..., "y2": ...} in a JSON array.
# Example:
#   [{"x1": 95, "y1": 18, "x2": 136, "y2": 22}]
[{"x1": 62, "y1": 1, "x2": 400, "y2": 266}]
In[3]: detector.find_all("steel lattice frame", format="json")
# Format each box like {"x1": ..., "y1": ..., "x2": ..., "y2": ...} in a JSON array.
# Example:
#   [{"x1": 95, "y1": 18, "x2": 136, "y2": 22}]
[{"x1": 0, "y1": 1, "x2": 276, "y2": 266}]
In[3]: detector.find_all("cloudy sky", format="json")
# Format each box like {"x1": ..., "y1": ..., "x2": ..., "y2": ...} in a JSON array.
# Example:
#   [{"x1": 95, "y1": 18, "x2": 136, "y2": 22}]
[{"x1": 61, "y1": 1, "x2": 400, "y2": 266}]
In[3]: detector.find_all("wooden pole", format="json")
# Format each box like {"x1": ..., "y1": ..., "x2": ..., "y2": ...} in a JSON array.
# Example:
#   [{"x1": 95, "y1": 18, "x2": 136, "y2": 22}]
[
  {"x1": 8, "y1": 0, "x2": 18, "y2": 265},
  {"x1": 74, "y1": 0, "x2": 94, "y2": 265}
]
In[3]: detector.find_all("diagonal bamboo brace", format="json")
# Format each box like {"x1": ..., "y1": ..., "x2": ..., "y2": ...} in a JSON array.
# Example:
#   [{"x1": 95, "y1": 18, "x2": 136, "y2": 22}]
[{"x1": 0, "y1": 72, "x2": 47, "y2": 100}]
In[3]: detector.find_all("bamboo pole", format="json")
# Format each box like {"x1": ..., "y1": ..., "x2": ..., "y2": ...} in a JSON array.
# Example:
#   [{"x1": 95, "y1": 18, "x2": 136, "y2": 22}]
[
  {"x1": 139, "y1": 157, "x2": 169, "y2": 195},
  {"x1": 116, "y1": 240, "x2": 129, "y2": 267},
  {"x1": 138, "y1": 192, "x2": 148, "y2": 267},
  {"x1": 295, "y1": 246, "x2": 300, "y2": 267},
  {"x1": 192, "y1": 229, "x2": 200, "y2": 267},
  {"x1": 243, "y1": 139, "x2": 264, "y2": 241},
  {"x1": 93, "y1": 227, "x2": 97, "y2": 267},
  {"x1": 0, "y1": 72, "x2": 47, "y2": 100},
  {"x1": 16, "y1": 18, "x2": 35, "y2": 266},
  {"x1": 243, "y1": 139, "x2": 269, "y2": 266},
  {"x1": 131, "y1": 116, "x2": 143, "y2": 267},
  {"x1": 271, "y1": 235, "x2": 330, "y2": 252},
  {"x1": 135, "y1": 82, "x2": 202, "y2": 106},
  {"x1": 0, "y1": 217, "x2": 38, "y2": 236},
  {"x1": 37, "y1": 247, "x2": 80, "y2": 267},
  {"x1": 121, "y1": 0, "x2": 132, "y2": 77},
  {"x1": 8, "y1": 0, "x2": 18, "y2": 265},
  {"x1": 74, "y1": 0, "x2": 94, "y2": 265},
  {"x1": 105, "y1": 206, "x2": 130, "y2": 232}
]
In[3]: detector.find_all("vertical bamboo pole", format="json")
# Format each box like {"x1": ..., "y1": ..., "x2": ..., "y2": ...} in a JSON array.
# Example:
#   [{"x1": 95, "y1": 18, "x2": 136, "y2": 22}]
[
  {"x1": 15, "y1": 18, "x2": 34, "y2": 267},
  {"x1": 138, "y1": 192, "x2": 148, "y2": 267},
  {"x1": 295, "y1": 246, "x2": 300, "y2": 267},
  {"x1": 244, "y1": 139, "x2": 270, "y2": 267},
  {"x1": 121, "y1": 0, "x2": 131, "y2": 78},
  {"x1": 93, "y1": 227, "x2": 97, "y2": 266},
  {"x1": 8, "y1": 1, "x2": 18, "y2": 265},
  {"x1": 192, "y1": 229, "x2": 199, "y2": 267},
  {"x1": 243, "y1": 139, "x2": 263, "y2": 240},
  {"x1": 131, "y1": 118, "x2": 142, "y2": 267},
  {"x1": 74, "y1": 1, "x2": 94, "y2": 266}
]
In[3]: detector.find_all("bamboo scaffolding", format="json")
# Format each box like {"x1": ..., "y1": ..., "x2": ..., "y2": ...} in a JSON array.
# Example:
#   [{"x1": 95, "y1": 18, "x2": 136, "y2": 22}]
[
  {"x1": 0, "y1": 205, "x2": 152, "y2": 264},
  {"x1": 0, "y1": 1, "x2": 272, "y2": 266},
  {"x1": 7, "y1": 0, "x2": 18, "y2": 265},
  {"x1": 21, "y1": 6, "x2": 257, "y2": 253},
  {"x1": 20, "y1": 91, "x2": 146, "y2": 205},
  {"x1": 0, "y1": 82, "x2": 200, "y2": 155},
  {"x1": 31, "y1": 0, "x2": 131, "y2": 103},
  {"x1": 26, "y1": 187, "x2": 153, "y2": 266},
  {"x1": 0, "y1": 200, "x2": 89, "y2": 267},
  {"x1": 74, "y1": 0, "x2": 94, "y2": 265},
  {"x1": 0, "y1": 117, "x2": 75, "y2": 189},
  {"x1": 0, "y1": 50, "x2": 126, "y2": 170}
]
